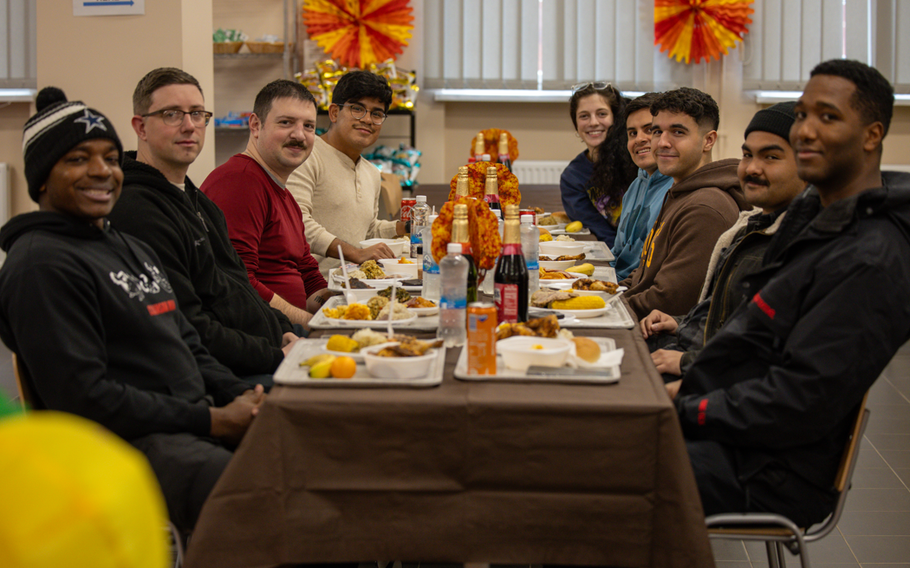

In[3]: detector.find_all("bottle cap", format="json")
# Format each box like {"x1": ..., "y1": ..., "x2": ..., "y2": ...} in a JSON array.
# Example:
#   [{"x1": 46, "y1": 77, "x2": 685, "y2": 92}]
[
  {"x1": 416, "y1": 195, "x2": 426, "y2": 202},
  {"x1": 447, "y1": 243, "x2": 463, "y2": 254}
]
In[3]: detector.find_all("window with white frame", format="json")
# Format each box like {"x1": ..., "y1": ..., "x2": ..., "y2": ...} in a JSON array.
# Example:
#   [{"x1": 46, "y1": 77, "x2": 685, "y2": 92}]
[
  {"x1": 423, "y1": 0, "x2": 694, "y2": 93},
  {"x1": 423, "y1": 0, "x2": 908, "y2": 96},
  {"x1": 1, "y1": 0, "x2": 37, "y2": 90}
]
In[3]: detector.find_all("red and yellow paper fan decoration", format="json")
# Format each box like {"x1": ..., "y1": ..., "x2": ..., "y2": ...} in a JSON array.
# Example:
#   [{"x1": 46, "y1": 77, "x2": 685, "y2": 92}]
[
  {"x1": 447, "y1": 163, "x2": 521, "y2": 206},
  {"x1": 303, "y1": 0, "x2": 415, "y2": 69},
  {"x1": 467, "y1": 129, "x2": 520, "y2": 163},
  {"x1": 655, "y1": 0, "x2": 754, "y2": 64},
  {"x1": 430, "y1": 197, "x2": 502, "y2": 270}
]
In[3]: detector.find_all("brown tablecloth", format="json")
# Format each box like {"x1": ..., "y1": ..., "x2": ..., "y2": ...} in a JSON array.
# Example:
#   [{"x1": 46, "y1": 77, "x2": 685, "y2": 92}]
[{"x1": 185, "y1": 316, "x2": 714, "y2": 568}]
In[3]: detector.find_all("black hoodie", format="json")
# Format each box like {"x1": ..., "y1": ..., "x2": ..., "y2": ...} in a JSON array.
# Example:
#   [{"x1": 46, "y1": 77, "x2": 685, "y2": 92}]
[
  {"x1": 0, "y1": 211, "x2": 249, "y2": 440},
  {"x1": 108, "y1": 153, "x2": 292, "y2": 376},
  {"x1": 676, "y1": 172, "x2": 910, "y2": 524}
]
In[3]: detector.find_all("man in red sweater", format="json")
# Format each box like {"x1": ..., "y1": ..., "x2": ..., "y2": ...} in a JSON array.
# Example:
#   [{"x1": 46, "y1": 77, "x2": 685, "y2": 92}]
[{"x1": 202, "y1": 80, "x2": 333, "y2": 329}]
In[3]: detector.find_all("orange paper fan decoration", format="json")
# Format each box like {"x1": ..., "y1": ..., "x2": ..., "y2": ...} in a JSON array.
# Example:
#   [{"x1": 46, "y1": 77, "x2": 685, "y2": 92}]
[
  {"x1": 448, "y1": 163, "x2": 521, "y2": 206},
  {"x1": 655, "y1": 0, "x2": 754, "y2": 65},
  {"x1": 303, "y1": 0, "x2": 414, "y2": 69}
]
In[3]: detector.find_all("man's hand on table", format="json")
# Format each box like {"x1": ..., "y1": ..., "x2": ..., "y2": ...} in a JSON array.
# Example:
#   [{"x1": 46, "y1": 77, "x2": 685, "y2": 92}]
[
  {"x1": 281, "y1": 332, "x2": 300, "y2": 357},
  {"x1": 651, "y1": 349, "x2": 683, "y2": 376},
  {"x1": 640, "y1": 309, "x2": 678, "y2": 338},
  {"x1": 210, "y1": 384, "x2": 266, "y2": 445},
  {"x1": 350, "y1": 243, "x2": 395, "y2": 263}
]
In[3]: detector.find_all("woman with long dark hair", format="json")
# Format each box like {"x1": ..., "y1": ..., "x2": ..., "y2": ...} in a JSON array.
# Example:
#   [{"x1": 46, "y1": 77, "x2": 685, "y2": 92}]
[{"x1": 559, "y1": 83, "x2": 637, "y2": 246}]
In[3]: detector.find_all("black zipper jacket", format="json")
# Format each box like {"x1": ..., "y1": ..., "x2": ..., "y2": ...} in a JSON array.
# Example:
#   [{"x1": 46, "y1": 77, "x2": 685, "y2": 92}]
[
  {"x1": 676, "y1": 172, "x2": 910, "y2": 508},
  {"x1": 109, "y1": 153, "x2": 292, "y2": 376}
]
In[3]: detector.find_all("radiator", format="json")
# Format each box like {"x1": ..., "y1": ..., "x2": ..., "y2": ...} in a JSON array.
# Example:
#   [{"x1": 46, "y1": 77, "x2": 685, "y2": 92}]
[{"x1": 512, "y1": 160, "x2": 569, "y2": 185}]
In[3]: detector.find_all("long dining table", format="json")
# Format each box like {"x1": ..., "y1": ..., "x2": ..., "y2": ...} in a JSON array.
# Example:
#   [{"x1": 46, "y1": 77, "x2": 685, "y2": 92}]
[
  {"x1": 185, "y1": 319, "x2": 713, "y2": 567},
  {"x1": 185, "y1": 186, "x2": 713, "y2": 567}
]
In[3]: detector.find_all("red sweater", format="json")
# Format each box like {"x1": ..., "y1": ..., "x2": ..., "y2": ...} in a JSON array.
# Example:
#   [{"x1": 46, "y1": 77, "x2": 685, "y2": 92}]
[{"x1": 201, "y1": 154, "x2": 326, "y2": 309}]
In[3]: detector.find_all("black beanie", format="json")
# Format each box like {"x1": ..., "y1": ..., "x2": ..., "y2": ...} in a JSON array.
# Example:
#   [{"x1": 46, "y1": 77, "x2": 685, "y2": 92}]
[
  {"x1": 22, "y1": 87, "x2": 123, "y2": 203},
  {"x1": 744, "y1": 100, "x2": 797, "y2": 143}
]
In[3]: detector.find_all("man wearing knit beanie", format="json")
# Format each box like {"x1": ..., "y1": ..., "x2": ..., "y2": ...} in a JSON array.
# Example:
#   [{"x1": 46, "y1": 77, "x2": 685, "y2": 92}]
[
  {"x1": 642, "y1": 100, "x2": 806, "y2": 379},
  {"x1": 0, "y1": 87, "x2": 265, "y2": 533}
]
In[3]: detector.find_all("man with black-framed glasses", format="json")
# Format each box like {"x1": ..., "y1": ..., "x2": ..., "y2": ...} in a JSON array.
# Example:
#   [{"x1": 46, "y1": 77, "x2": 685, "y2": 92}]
[
  {"x1": 110, "y1": 68, "x2": 300, "y2": 387},
  {"x1": 288, "y1": 69, "x2": 407, "y2": 276}
]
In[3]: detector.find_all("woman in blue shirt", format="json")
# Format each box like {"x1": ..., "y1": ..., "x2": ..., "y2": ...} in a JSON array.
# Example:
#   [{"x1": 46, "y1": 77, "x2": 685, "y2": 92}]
[{"x1": 559, "y1": 83, "x2": 636, "y2": 246}]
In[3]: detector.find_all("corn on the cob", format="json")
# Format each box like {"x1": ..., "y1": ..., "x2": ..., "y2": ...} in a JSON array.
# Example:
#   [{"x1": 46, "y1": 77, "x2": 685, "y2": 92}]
[
  {"x1": 550, "y1": 296, "x2": 606, "y2": 310},
  {"x1": 326, "y1": 335, "x2": 359, "y2": 353}
]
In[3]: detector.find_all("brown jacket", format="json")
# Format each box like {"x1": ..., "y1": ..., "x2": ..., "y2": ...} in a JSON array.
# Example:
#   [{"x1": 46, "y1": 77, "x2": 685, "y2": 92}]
[{"x1": 620, "y1": 158, "x2": 748, "y2": 320}]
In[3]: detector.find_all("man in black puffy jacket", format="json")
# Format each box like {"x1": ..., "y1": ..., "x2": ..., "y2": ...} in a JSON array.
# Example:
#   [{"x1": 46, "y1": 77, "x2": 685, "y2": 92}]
[{"x1": 674, "y1": 59, "x2": 910, "y2": 527}]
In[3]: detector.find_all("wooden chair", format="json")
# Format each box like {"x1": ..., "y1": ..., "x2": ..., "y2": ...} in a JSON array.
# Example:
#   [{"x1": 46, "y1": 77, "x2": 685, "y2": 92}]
[
  {"x1": 12, "y1": 354, "x2": 184, "y2": 568},
  {"x1": 705, "y1": 393, "x2": 870, "y2": 568}
]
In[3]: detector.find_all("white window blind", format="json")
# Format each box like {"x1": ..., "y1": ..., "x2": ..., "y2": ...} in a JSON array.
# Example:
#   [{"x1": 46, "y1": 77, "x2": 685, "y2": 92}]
[
  {"x1": 0, "y1": 0, "x2": 36, "y2": 89},
  {"x1": 423, "y1": 0, "x2": 693, "y2": 92},
  {"x1": 742, "y1": 0, "x2": 873, "y2": 91},
  {"x1": 874, "y1": 0, "x2": 910, "y2": 94}
]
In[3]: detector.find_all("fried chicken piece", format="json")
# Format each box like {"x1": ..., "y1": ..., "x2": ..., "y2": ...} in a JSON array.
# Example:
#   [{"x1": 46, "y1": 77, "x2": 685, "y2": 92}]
[
  {"x1": 530, "y1": 289, "x2": 577, "y2": 307},
  {"x1": 377, "y1": 337, "x2": 443, "y2": 357},
  {"x1": 526, "y1": 314, "x2": 560, "y2": 337},
  {"x1": 556, "y1": 253, "x2": 586, "y2": 261},
  {"x1": 572, "y1": 279, "x2": 619, "y2": 294}
]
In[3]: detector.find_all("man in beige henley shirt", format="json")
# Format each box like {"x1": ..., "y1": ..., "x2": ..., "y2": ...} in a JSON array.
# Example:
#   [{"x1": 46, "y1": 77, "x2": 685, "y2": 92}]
[{"x1": 287, "y1": 70, "x2": 406, "y2": 275}]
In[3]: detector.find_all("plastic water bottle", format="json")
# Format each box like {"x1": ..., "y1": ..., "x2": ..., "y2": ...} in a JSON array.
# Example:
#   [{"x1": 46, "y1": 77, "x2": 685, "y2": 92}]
[
  {"x1": 421, "y1": 215, "x2": 440, "y2": 302},
  {"x1": 409, "y1": 195, "x2": 429, "y2": 258},
  {"x1": 438, "y1": 242, "x2": 468, "y2": 347},
  {"x1": 521, "y1": 216, "x2": 540, "y2": 294}
]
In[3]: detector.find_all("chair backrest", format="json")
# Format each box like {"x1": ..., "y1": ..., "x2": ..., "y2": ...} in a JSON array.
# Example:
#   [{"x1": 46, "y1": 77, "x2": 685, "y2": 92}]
[
  {"x1": 12, "y1": 353, "x2": 37, "y2": 410},
  {"x1": 833, "y1": 392, "x2": 869, "y2": 493}
]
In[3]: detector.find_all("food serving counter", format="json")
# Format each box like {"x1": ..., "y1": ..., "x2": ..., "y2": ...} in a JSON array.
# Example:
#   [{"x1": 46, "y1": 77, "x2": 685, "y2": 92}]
[{"x1": 185, "y1": 307, "x2": 714, "y2": 568}]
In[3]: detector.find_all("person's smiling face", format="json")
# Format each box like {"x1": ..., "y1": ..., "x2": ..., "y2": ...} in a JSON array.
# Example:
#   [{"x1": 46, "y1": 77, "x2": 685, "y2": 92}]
[
  {"x1": 40, "y1": 138, "x2": 123, "y2": 228},
  {"x1": 251, "y1": 96, "x2": 317, "y2": 180},
  {"x1": 626, "y1": 108, "x2": 657, "y2": 174},
  {"x1": 738, "y1": 130, "x2": 805, "y2": 214},
  {"x1": 651, "y1": 110, "x2": 714, "y2": 183},
  {"x1": 574, "y1": 93, "x2": 614, "y2": 154},
  {"x1": 790, "y1": 74, "x2": 870, "y2": 191},
  {"x1": 330, "y1": 96, "x2": 385, "y2": 153}
]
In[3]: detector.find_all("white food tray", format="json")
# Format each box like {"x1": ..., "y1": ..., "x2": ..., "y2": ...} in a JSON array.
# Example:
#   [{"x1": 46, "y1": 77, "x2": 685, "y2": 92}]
[
  {"x1": 274, "y1": 337, "x2": 445, "y2": 388},
  {"x1": 309, "y1": 296, "x2": 441, "y2": 331},
  {"x1": 528, "y1": 299, "x2": 635, "y2": 329},
  {"x1": 454, "y1": 337, "x2": 620, "y2": 384}
]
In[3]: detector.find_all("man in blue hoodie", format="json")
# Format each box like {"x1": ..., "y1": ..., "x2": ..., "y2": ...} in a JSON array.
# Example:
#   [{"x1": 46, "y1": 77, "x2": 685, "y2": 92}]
[{"x1": 610, "y1": 93, "x2": 673, "y2": 280}]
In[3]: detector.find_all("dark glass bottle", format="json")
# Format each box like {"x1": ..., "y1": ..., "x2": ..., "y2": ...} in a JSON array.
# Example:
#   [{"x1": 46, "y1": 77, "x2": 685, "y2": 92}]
[
  {"x1": 451, "y1": 203, "x2": 478, "y2": 303},
  {"x1": 483, "y1": 166, "x2": 501, "y2": 212},
  {"x1": 494, "y1": 204, "x2": 528, "y2": 323}
]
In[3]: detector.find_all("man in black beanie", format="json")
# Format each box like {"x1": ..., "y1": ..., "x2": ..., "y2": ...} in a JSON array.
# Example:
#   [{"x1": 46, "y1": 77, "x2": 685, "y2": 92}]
[
  {"x1": 641, "y1": 101, "x2": 807, "y2": 380},
  {"x1": 0, "y1": 87, "x2": 265, "y2": 532}
]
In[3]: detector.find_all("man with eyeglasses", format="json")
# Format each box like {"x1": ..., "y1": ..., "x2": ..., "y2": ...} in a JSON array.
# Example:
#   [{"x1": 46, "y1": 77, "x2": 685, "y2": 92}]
[
  {"x1": 109, "y1": 68, "x2": 300, "y2": 388},
  {"x1": 287, "y1": 70, "x2": 407, "y2": 275}
]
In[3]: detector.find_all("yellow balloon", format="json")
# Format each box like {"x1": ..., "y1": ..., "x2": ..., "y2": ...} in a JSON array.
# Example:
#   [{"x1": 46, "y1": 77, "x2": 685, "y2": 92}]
[{"x1": 0, "y1": 412, "x2": 169, "y2": 568}]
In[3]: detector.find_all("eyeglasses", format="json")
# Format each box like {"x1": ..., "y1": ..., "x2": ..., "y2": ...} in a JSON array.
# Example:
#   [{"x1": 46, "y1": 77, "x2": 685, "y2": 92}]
[
  {"x1": 342, "y1": 102, "x2": 387, "y2": 125},
  {"x1": 571, "y1": 81, "x2": 613, "y2": 95},
  {"x1": 141, "y1": 109, "x2": 214, "y2": 127}
]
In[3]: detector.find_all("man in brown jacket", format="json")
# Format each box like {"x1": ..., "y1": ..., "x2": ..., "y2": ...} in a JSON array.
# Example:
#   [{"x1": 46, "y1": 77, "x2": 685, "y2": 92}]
[{"x1": 620, "y1": 88, "x2": 749, "y2": 320}]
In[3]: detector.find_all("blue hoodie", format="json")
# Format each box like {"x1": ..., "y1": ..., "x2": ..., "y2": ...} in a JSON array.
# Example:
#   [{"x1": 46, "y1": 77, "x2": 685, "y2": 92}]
[{"x1": 610, "y1": 168, "x2": 673, "y2": 280}]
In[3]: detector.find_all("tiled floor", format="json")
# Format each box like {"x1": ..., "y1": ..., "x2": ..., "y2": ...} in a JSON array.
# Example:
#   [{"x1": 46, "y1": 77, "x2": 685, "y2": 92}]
[
  {"x1": 3, "y1": 342, "x2": 908, "y2": 567},
  {"x1": 712, "y1": 340, "x2": 910, "y2": 567}
]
